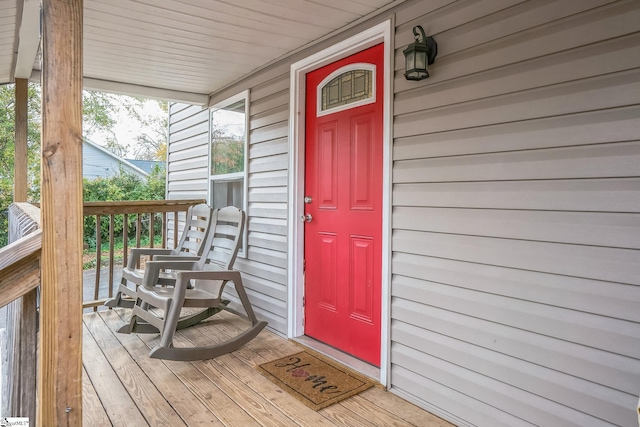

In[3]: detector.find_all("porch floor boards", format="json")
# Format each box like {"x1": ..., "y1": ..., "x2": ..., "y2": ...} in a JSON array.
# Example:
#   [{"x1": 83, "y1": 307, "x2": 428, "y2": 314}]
[{"x1": 82, "y1": 309, "x2": 452, "y2": 427}]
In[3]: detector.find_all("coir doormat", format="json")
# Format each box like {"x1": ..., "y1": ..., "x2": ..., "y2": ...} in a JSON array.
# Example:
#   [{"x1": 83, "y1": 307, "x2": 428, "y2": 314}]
[{"x1": 257, "y1": 350, "x2": 374, "y2": 410}]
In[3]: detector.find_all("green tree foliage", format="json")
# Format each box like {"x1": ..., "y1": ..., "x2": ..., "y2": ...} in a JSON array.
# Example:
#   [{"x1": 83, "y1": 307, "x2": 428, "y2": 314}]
[
  {"x1": 132, "y1": 101, "x2": 169, "y2": 161},
  {"x1": 82, "y1": 167, "x2": 166, "y2": 250},
  {"x1": 0, "y1": 83, "x2": 41, "y2": 247},
  {"x1": 0, "y1": 83, "x2": 168, "y2": 247}
]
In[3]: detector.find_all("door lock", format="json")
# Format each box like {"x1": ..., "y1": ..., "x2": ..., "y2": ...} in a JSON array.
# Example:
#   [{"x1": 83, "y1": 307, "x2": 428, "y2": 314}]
[
  {"x1": 300, "y1": 213, "x2": 313, "y2": 223},
  {"x1": 304, "y1": 196, "x2": 313, "y2": 204}
]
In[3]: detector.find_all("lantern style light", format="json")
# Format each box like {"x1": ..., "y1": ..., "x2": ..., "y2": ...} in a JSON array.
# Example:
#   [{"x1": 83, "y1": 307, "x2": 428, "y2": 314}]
[{"x1": 403, "y1": 25, "x2": 438, "y2": 81}]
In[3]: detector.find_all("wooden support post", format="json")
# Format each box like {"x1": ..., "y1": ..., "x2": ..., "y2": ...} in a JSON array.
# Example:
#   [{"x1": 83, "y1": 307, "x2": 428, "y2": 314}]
[
  {"x1": 10, "y1": 288, "x2": 38, "y2": 425},
  {"x1": 38, "y1": 0, "x2": 83, "y2": 425},
  {"x1": 14, "y1": 78, "x2": 28, "y2": 202}
]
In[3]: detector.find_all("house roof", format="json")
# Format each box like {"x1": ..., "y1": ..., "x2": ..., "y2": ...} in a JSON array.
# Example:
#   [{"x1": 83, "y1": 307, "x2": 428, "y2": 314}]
[
  {"x1": 125, "y1": 159, "x2": 164, "y2": 174},
  {"x1": 83, "y1": 138, "x2": 149, "y2": 178},
  {"x1": 2, "y1": 0, "x2": 402, "y2": 104}
]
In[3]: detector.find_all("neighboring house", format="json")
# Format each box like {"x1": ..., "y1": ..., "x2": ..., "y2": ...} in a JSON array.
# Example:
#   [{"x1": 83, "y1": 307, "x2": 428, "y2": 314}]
[
  {"x1": 82, "y1": 139, "x2": 148, "y2": 180},
  {"x1": 165, "y1": 2, "x2": 640, "y2": 427},
  {"x1": 125, "y1": 159, "x2": 164, "y2": 174}
]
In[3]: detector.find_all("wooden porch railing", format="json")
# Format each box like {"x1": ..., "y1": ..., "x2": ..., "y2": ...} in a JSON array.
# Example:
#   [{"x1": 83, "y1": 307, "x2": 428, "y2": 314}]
[
  {"x1": 1, "y1": 202, "x2": 41, "y2": 424},
  {"x1": 0, "y1": 199, "x2": 204, "y2": 423},
  {"x1": 82, "y1": 199, "x2": 205, "y2": 310}
]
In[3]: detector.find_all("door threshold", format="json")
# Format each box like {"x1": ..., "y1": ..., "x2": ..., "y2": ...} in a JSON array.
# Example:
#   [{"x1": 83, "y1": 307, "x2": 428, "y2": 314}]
[{"x1": 292, "y1": 336, "x2": 381, "y2": 384}]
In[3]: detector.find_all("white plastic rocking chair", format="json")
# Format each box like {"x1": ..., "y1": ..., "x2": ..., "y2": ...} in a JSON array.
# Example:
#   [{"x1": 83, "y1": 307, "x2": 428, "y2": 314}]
[
  {"x1": 104, "y1": 203, "x2": 213, "y2": 309},
  {"x1": 118, "y1": 206, "x2": 267, "y2": 361}
]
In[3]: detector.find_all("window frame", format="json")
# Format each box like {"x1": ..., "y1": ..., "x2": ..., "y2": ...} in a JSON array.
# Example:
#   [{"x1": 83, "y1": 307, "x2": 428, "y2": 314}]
[{"x1": 208, "y1": 90, "x2": 249, "y2": 258}]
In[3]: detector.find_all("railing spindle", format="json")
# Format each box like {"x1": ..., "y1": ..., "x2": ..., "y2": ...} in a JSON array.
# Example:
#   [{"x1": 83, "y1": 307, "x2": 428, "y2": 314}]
[
  {"x1": 149, "y1": 212, "x2": 155, "y2": 248},
  {"x1": 173, "y1": 211, "x2": 179, "y2": 249},
  {"x1": 162, "y1": 212, "x2": 167, "y2": 248},
  {"x1": 94, "y1": 214, "x2": 101, "y2": 312},
  {"x1": 123, "y1": 213, "x2": 129, "y2": 268},
  {"x1": 108, "y1": 214, "x2": 115, "y2": 299},
  {"x1": 136, "y1": 214, "x2": 142, "y2": 268}
]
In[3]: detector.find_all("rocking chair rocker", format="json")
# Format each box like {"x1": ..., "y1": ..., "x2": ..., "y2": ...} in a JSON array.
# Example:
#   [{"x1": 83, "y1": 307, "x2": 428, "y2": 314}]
[{"x1": 118, "y1": 206, "x2": 267, "y2": 361}]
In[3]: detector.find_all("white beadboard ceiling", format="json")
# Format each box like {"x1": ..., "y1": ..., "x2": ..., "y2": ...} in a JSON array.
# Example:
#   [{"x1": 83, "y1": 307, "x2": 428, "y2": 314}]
[{"x1": 2, "y1": 0, "x2": 401, "y2": 104}]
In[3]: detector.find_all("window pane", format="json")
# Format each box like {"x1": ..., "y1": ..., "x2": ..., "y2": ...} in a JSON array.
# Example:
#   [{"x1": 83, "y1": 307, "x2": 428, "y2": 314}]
[
  {"x1": 211, "y1": 179, "x2": 244, "y2": 210},
  {"x1": 211, "y1": 99, "x2": 245, "y2": 175}
]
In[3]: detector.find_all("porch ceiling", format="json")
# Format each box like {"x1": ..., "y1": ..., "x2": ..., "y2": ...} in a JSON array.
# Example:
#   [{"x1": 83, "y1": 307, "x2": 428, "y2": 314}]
[{"x1": 3, "y1": 0, "x2": 401, "y2": 104}]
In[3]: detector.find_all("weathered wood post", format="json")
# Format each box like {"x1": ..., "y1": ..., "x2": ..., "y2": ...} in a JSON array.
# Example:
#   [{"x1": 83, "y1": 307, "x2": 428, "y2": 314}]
[
  {"x1": 14, "y1": 78, "x2": 28, "y2": 203},
  {"x1": 3, "y1": 67, "x2": 38, "y2": 425},
  {"x1": 38, "y1": 0, "x2": 84, "y2": 425},
  {"x1": 2, "y1": 76, "x2": 37, "y2": 425}
]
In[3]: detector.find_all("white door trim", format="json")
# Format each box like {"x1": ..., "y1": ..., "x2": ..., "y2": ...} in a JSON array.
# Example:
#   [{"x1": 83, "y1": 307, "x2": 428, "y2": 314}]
[{"x1": 287, "y1": 19, "x2": 393, "y2": 386}]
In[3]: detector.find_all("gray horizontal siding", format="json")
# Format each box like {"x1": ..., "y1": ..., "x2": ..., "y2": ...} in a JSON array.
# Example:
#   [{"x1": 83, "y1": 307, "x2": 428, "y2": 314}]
[
  {"x1": 237, "y1": 73, "x2": 291, "y2": 334},
  {"x1": 166, "y1": 103, "x2": 209, "y2": 246},
  {"x1": 393, "y1": 179, "x2": 640, "y2": 212},
  {"x1": 168, "y1": 75, "x2": 291, "y2": 334},
  {"x1": 393, "y1": 105, "x2": 640, "y2": 159},
  {"x1": 390, "y1": 0, "x2": 640, "y2": 426},
  {"x1": 166, "y1": 104, "x2": 209, "y2": 197},
  {"x1": 164, "y1": 1, "x2": 640, "y2": 425}
]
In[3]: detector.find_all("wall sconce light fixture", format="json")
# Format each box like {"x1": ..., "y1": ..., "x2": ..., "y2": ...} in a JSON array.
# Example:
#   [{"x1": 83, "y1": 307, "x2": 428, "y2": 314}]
[{"x1": 403, "y1": 25, "x2": 438, "y2": 81}]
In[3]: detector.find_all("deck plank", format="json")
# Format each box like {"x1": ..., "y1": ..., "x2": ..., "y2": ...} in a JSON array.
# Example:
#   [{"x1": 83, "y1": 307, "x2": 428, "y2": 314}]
[
  {"x1": 99, "y1": 310, "x2": 225, "y2": 426},
  {"x1": 83, "y1": 309, "x2": 453, "y2": 427},
  {"x1": 339, "y1": 395, "x2": 419, "y2": 427},
  {"x1": 132, "y1": 320, "x2": 261, "y2": 426},
  {"x1": 84, "y1": 313, "x2": 187, "y2": 426},
  {"x1": 183, "y1": 323, "x2": 337, "y2": 427},
  {"x1": 82, "y1": 324, "x2": 149, "y2": 426},
  {"x1": 359, "y1": 388, "x2": 455, "y2": 427},
  {"x1": 188, "y1": 314, "x2": 385, "y2": 427},
  {"x1": 172, "y1": 329, "x2": 303, "y2": 427},
  {"x1": 82, "y1": 367, "x2": 111, "y2": 426}
]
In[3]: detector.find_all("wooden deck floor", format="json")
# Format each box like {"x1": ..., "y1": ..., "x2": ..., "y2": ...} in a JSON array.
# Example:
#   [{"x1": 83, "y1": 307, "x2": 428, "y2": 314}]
[{"x1": 82, "y1": 309, "x2": 452, "y2": 427}]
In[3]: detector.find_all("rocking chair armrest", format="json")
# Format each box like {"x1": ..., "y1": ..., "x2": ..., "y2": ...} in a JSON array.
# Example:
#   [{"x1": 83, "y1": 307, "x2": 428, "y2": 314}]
[
  {"x1": 126, "y1": 248, "x2": 175, "y2": 269},
  {"x1": 175, "y1": 269, "x2": 241, "y2": 283},
  {"x1": 145, "y1": 259, "x2": 198, "y2": 270},
  {"x1": 142, "y1": 260, "x2": 198, "y2": 287},
  {"x1": 152, "y1": 254, "x2": 198, "y2": 262}
]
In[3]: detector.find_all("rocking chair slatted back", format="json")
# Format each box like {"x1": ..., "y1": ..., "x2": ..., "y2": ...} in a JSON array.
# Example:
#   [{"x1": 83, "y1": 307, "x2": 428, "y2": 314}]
[
  {"x1": 176, "y1": 203, "x2": 213, "y2": 255},
  {"x1": 200, "y1": 206, "x2": 245, "y2": 271}
]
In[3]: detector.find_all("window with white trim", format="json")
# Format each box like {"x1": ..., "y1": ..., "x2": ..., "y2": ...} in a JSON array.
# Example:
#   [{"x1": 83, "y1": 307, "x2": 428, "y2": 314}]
[{"x1": 209, "y1": 91, "x2": 248, "y2": 255}]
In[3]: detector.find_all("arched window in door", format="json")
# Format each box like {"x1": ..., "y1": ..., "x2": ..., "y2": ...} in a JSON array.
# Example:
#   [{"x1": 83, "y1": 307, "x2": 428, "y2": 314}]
[{"x1": 317, "y1": 63, "x2": 375, "y2": 116}]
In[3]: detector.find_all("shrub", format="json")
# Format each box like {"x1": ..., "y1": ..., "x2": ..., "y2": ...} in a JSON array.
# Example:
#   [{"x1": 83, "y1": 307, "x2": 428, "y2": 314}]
[{"x1": 83, "y1": 169, "x2": 166, "y2": 249}]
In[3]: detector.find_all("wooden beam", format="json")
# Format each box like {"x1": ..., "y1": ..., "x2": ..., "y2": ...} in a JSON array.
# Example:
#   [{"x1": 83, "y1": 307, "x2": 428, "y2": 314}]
[
  {"x1": 29, "y1": 70, "x2": 209, "y2": 105},
  {"x1": 14, "y1": 79, "x2": 28, "y2": 202},
  {"x1": 0, "y1": 231, "x2": 41, "y2": 308},
  {"x1": 38, "y1": 0, "x2": 84, "y2": 425},
  {"x1": 14, "y1": 0, "x2": 41, "y2": 79}
]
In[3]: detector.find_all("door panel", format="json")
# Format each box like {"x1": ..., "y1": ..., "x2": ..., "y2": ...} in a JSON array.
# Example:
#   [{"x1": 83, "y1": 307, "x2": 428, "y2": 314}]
[
  {"x1": 351, "y1": 114, "x2": 375, "y2": 210},
  {"x1": 349, "y1": 235, "x2": 374, "y2": 322},
  {"x1": 304, "y1": 43, "x2": 383, "y2": 366},
  {"x1": 318, "y1": 121, "x2": 338, "y2": 208},
  {"x1": 318, "y1": 233, "x2": 337, "y2": 309}
]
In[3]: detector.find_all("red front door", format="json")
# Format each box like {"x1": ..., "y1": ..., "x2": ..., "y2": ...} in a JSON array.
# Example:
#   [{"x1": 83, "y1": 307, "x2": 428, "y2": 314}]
[{"x1": 303, "y1": 44, "x2": 383, "y2": 366}]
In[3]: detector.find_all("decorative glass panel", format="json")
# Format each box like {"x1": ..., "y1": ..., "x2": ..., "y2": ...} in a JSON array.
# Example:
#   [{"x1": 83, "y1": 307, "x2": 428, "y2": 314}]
[{"x1": 321, "y1": 69, "x2": 373, "y2": 112}]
